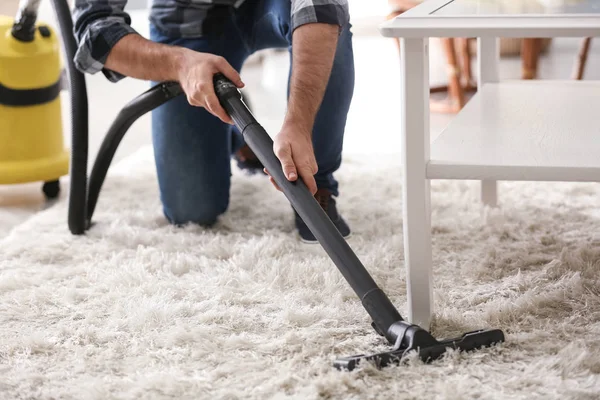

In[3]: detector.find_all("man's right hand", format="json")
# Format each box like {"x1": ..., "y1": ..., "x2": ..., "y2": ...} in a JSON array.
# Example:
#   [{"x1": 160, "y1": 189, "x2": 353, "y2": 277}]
[
  {"x1": 104, "y1": 34, "x2": 244, "y2": 124},
  {"x1": 177, "y1": 50, "x2": 245, "y2": 124}
]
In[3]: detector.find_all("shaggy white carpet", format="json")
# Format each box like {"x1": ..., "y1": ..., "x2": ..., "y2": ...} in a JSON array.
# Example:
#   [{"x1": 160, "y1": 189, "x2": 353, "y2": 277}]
[{"x1": 1, "y1": 146, "x2": 599, "y2": 400}]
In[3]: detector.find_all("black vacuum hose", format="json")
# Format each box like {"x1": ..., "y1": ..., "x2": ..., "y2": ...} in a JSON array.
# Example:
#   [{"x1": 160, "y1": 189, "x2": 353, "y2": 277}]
[
  {"x1": 86, "y1": 82, "x2": 183, "y2": 222},
  {"x1": 50, "y1": 0, "x2": 89, "y2": 235}
]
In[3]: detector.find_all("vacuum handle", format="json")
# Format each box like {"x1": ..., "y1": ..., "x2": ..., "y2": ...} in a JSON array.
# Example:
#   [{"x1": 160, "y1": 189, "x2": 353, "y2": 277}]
[{"x1": 213, "y1": 73, "x2": 404, "y2": 342}]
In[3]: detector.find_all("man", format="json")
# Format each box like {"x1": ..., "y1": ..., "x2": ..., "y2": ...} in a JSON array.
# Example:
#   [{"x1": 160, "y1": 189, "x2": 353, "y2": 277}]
[{"x1": 72, "y1": 0, "x2": 354, "y2": 243}]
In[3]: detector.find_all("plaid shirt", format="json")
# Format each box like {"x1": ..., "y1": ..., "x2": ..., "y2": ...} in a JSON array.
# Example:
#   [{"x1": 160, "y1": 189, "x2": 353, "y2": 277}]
[{"x1": 73, "y1": 0, "x2": 350, "y2": 82}]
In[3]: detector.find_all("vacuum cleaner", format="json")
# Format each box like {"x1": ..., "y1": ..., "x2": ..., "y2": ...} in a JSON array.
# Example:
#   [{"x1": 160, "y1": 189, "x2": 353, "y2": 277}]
[
  {"x1": 0, "y1": 0, "x2": 69, "y2": 199},
  {"x1": 17, "y1": 0, "x2": 505, "y2": 370}
]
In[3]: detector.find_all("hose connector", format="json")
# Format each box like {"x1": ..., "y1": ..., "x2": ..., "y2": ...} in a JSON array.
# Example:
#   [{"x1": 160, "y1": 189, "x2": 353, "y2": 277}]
[{"x1": 11, "y1": 0, "x2": 42, "y2": 42}]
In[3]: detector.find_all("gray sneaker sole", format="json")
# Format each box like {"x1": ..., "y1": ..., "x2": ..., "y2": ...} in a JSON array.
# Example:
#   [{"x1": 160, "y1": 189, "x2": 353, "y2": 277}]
[{"x1": 298, "y1": 231, "x2": 352, "y2": 244}]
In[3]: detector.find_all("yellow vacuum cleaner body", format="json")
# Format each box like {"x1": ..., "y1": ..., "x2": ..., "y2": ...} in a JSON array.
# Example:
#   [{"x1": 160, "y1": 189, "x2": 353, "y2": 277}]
[{"x1": 0, "y1": 15, "x2": 68, "y2": 193}]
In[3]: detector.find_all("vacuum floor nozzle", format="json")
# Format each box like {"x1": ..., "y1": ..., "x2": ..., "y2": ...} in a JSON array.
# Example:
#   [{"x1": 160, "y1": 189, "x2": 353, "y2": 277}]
[{"x1": 334, "y1": 327, "x2": 505, "y2": 371}]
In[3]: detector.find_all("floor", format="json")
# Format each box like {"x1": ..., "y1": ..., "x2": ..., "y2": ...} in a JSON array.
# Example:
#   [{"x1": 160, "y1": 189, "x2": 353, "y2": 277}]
[
  {"x1": 1, "y1": 5, "x2": 600, "y2": 397},
  {"x1": 3, "y1": 143, "x2": 600, "y2": 399},
  {"x1": 1, "y1": 2, "x2": 599, "y2": 237}
]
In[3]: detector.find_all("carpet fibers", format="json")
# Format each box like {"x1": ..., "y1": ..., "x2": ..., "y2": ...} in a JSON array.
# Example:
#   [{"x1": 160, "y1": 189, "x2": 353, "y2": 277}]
[{"x1": 1, "y1": 147, "x2": 599, "y2": 399}]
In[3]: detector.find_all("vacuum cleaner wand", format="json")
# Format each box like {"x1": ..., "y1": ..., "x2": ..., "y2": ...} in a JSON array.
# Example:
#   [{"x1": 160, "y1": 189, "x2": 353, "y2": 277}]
[
  {"x1": 213, "y1": 74, "x2": 404, "y2": 341},
  {"x1": 213, "y1": 73, "x2": 505, "y2": 370}
]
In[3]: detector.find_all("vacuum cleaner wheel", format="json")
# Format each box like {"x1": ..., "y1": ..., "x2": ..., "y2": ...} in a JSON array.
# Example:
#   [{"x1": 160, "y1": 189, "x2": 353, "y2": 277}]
[{"x1": 43, "y1": 180, "x2": 60, "y2": 199}]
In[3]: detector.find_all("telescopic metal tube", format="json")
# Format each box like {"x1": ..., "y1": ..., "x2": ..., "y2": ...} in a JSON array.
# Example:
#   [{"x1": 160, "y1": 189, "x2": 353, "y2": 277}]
[{"x1": 213, "y1": 74, "x2": 404, "y2": 343}]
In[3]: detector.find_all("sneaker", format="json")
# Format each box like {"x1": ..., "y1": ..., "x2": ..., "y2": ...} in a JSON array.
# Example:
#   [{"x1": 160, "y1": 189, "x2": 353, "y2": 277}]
[
  {"x1": 294, "y1": 188, "x2": 351, "y2": 244},
  {"x1": 234, "y1": 144, "x2": 265, "y2": 175}
]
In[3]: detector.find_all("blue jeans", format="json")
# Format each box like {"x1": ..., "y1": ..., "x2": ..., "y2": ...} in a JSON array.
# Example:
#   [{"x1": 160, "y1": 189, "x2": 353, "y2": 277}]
[{"x1": 149, "y1": 0, "x2": 355, "y2": 225}]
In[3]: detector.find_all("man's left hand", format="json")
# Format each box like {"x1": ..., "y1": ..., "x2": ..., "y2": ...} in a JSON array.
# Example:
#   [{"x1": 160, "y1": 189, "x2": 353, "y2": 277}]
[{"x1": 265, "y1": 122, "x2": 318, "y2": 195}]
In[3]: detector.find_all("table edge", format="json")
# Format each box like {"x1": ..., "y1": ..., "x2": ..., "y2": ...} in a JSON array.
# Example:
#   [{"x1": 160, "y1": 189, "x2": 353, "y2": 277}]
[{"x1": 379, "y1": 15, "x2": 600, "y2": 37}]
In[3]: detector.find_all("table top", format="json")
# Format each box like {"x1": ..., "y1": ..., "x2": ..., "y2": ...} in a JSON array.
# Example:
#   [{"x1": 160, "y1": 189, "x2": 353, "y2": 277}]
[
  {"x1": 380, "y1": 0, "x2": 600, "y2": 37},
  {"x1": 433, "y1": 0, "x2": 600, "y2": 16}
]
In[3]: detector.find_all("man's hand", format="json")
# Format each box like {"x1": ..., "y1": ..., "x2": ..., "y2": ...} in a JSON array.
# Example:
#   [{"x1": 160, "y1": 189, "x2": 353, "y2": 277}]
[
  {"x1": 265, "y1": 122, "x2": 318, "y2": 195},
  {"x1": 263, "y1": 22, "x2": 339, "y2": 194},
  {"x1": 177, "y1": 52, "x2": 245, "y2": 124},
  {"x1": 104, "y1": 34, "x2": 244, "y2": 124}
]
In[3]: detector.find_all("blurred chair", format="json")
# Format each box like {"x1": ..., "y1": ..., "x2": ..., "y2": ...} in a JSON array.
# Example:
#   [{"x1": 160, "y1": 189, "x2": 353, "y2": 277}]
[
  {"x1": 387, "y1": 0, "x2": 476, "y2": 114},
  {"x1": 387, "y1": 1, "x2": 594, "y2": 112},
  {"x1": 573, "y1": 37, "x2": 592, "y2": 80},
  {"x1": 520, "y1": 37, "x2": 592, "y2": 80}
]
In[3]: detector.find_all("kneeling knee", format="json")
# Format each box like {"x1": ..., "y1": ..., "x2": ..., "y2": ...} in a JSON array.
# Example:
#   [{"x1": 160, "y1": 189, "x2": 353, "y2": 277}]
[{"x1": 165, "y1": 200, "x2": 228, "y2": 227}]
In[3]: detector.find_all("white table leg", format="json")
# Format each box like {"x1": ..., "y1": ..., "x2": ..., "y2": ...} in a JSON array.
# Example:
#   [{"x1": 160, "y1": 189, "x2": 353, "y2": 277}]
[
  {"x1": 400, "y1": 38, "x2": 433, "y2": 329},
  {"x1": 481, "y1": 180, "x2": 497, "y2": 207},
  {"x1": 478, "y1": 37, "x2": 500, "y2": 207}
]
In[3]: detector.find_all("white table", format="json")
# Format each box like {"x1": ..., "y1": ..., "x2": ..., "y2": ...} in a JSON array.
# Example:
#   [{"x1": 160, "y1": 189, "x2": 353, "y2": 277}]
[{"x1": 379, "y1": 0, "x2": 600, "y2": 329}]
